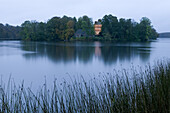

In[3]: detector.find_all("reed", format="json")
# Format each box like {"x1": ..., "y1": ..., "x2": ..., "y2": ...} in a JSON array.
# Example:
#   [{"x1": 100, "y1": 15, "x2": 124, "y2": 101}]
[{"x1": 0, "y1": 59, "x2": 169, "y2": 113}]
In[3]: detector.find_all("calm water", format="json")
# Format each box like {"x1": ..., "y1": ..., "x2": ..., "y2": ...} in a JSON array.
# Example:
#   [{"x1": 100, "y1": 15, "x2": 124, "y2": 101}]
[{"x1": 0, "y1": 38, "x2": 170, "y2": 88}]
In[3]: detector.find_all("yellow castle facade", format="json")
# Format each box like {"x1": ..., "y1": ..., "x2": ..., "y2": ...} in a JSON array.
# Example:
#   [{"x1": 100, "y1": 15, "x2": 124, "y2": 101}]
[{"x1": 94, "y1": 21, "x2": 102, "y2": 35}]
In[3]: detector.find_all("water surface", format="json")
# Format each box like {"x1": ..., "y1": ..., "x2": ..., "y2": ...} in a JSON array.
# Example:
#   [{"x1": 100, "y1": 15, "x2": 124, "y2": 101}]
[{"x1": 0, "y1": 38, "x2": 169, "y2": 88}]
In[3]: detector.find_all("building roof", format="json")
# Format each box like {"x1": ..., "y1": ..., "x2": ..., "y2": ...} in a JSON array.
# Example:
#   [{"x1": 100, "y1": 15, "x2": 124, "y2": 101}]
[
  {"x1": 75, "y1": 29, "x2": 87, "y2": 35},
  {"x1": 95, "y1": 21, "x2": 102, "y2": 25}
]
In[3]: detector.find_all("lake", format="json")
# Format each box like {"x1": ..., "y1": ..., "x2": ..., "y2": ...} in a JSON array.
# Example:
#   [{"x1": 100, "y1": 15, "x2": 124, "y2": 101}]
[{"x1": 0, "y1": 38, "x2": 170, "y2": 88}]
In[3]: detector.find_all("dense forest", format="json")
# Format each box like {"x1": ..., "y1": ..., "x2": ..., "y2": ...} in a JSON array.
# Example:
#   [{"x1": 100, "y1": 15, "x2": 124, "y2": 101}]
[
  {"x1": 20, "y1": 15, "x2": 94, "y2": 41},
  {"x1": 101, "y1": 15, "x2": 158, "y2": 41},
  {"x1": 0, "y1": 24, "x2": 21, "y2": 39},
  {"x1": 0, "y1": 14, "x2": 159, "y2": 41}
]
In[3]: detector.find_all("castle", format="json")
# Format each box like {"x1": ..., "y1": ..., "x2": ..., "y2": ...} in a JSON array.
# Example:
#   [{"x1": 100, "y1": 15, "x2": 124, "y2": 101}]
[{"x1": 94, "y1": 21, "x2": 102, "y2": 35}]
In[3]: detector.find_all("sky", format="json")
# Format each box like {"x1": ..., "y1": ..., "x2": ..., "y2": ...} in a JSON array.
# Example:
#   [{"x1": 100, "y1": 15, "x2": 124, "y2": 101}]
[{"x1": 0, "y1": 0, "x2": 169, "y2": 33}]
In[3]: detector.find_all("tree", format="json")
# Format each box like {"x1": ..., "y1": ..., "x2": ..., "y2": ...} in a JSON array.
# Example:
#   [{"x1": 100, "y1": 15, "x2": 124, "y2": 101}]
[
  {"x1": 65, "y1": 29, "x2": 74, "y2": 41},
  {"x1": 76, "y1": 15, "x2": 94, "y2": 37},
  {"x1": 101, "y1": 15, "x2": 158, "y2": 41},
  {"x1": 67, "y1": 20, "x2": 74, "y2": 29},
  {"x1": 19, "y1": 15, "x2": 158, "y2": 42},
  {"x1": 20, "y1": 21, "x2": 32, "y2": 40},
  {"x1": 46, "y1": 17, "x2": 61, "y2": 41},
  {"x1": 0, "y1": 24, "x2": 20, "y2": 39},
  {"x1": 64, "y1": 20, "x2": 75, "y2": 40},
  {"x1": 101, "y1": 14, "x2": 119, "y2": 39},
  {"x1": 138, "y1": 17, "x2": 152, "y2": 41}
]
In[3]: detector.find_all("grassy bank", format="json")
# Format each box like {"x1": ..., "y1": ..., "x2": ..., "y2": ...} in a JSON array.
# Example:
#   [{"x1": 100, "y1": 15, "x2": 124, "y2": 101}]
[{"x1": 0, "y1": 60, "x2": 169, "y2": 113}]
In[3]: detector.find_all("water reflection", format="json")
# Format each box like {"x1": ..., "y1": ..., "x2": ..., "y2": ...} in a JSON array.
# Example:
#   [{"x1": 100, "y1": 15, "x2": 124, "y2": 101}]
[
  {"x1": 20, "y1": 41, "x2": 151, "y2": 65},
  {"x1": 1, "y1": 38, "x2": 170, "y2": 89}
]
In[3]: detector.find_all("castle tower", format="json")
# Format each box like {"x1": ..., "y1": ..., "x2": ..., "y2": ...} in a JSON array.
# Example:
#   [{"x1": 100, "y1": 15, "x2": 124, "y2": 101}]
[{"x1": 94, "y1": 21, "x2": 102, "y2": 35}]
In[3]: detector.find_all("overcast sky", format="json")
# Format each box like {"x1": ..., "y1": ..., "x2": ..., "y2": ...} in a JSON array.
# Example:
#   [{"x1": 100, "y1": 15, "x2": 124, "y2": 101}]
[{"x1": 0, "y1": 0, "x2": 169, "y2": 33}]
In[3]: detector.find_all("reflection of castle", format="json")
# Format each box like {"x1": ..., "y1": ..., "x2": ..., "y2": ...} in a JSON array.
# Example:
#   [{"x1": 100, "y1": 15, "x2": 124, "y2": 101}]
[
  {"x1": 94, "y1": 21, "x2": 102, "y2": 35},
  {"x1": 94, "y1": 42, "x2": 101, "y2": 57}
]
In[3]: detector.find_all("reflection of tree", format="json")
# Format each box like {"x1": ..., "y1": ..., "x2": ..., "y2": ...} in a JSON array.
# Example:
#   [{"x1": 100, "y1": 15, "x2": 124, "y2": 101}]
[
  {"x1": 139, "y1": 50, "x2": 150, "y2": 62},
  {"x1": 75, "y1": 46, "x2": 94, "y2": 63},
  {"x1": 100, "y1": 42, "x2": 151, "y2": 65},
  {"x1": 21, "y1": 42, "x2": 94, "y2": 64},
  {"x1": 20, "y1": 41, "x2": 151, "y2": 65}
]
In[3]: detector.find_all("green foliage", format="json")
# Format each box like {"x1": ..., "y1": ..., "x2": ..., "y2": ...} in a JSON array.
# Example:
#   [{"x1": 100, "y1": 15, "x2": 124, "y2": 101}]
[
  {"x1": 21, "y1": 21, "x2": 41, "y2": 41},
  {"x1": 102, "y1": 15, "x2": 119, "y2": 39},
  {"x1": 101, "y1": 15, "x2": 158, "y2": 41},
  {"x1": 65, "y1": 29, "x2": 74, "y2": 41},
  {"x1": 0, "y1": 15, "x2": 158, "y2": 42},
  {"x1": 0, "y1": 24, "x2": 21, "y2": 39},
  {"x1": 21, "y1": 16, "x2": 77, "y2": 41},
  {"x1": 19, "y1": 15, "x2": 158, "y2": 42},
  {"x1": 76, "y1": 15, "x2": 94, "y2": 37}
]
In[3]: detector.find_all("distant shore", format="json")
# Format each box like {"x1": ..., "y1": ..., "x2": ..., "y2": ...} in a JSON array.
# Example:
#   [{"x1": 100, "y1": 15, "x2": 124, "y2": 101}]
[{"x1": 159, "y1": 32, "x2": 170, "y2": 38}]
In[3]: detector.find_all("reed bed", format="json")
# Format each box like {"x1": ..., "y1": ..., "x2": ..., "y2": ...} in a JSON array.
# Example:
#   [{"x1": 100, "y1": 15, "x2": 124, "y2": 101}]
[{"x1": 0, "y1": 59, "x2": 169, "y2": 113}]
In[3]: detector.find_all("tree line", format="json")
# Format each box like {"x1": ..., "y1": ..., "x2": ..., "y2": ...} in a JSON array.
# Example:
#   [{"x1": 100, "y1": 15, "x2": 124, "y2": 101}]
[
  {"x1": 0, "y1": 24, "x2": 21, "y2": 39},
  {"x1": 20, "y1": 15, "x2": 94, "y2": 41},
  {"x1": 101, "y1": 15, "x2": 158, "y2": 41},
  {"x1": 0, "y1": 14, "x2": 159, "y2": 41}
]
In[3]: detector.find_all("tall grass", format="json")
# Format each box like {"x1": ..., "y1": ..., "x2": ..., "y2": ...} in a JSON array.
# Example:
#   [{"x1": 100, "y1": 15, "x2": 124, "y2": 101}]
[{"x1": 0, "y1": 59, "x2": 169, "y2": 113}]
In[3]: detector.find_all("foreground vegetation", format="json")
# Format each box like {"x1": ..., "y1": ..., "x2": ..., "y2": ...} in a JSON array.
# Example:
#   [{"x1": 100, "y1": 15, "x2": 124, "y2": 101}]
[{"x1": 0, "y1": 60, "x2": 169, "y2": 113}]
